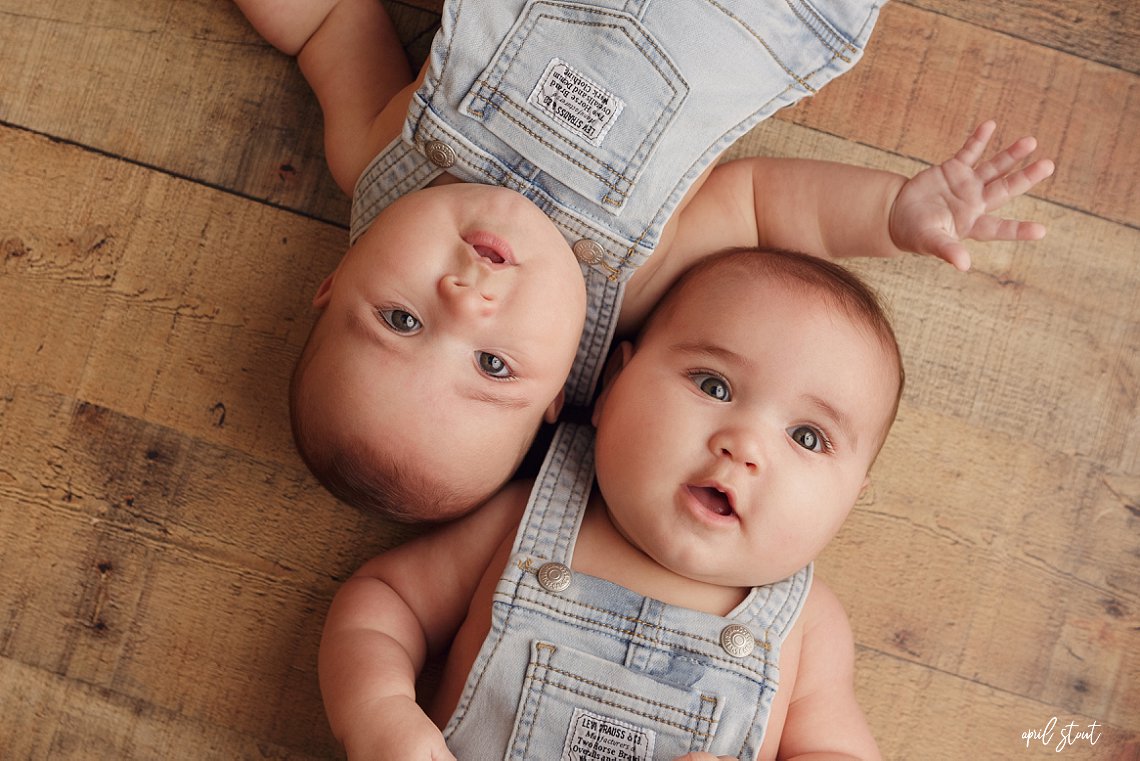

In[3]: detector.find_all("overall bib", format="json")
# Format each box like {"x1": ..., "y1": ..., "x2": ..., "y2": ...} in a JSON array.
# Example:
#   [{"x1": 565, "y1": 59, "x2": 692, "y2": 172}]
[
  {"x1": 351, "y1": 0, "x2": 883, "y2": 404},
  {"x1": 443, "y1": 423, "x2": 812, "y2": 759}
]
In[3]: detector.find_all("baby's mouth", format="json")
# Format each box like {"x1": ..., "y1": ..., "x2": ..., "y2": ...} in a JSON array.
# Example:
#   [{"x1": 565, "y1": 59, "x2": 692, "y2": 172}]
[
  {"x1": 463, "y1": 231, "x2": 515, "y2": 266},
  {"x1": 687, "y1": 485, "x2": 734, "y2": 517},
  {"x1": 473, "y1": 245, "x2": 504, "y2": 264}
]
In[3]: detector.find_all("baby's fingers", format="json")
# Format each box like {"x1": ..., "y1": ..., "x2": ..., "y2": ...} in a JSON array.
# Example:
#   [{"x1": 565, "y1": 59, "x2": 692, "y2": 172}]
[
  {"x1": 954, "y1": 120, "x2": 997, "y2": 166},
  {"x1": 970, "y1": 214, "x2": 1047, "y2": 243},
  {"x1": 983, "y1": 157, "x2": 1055, "y2": 210},
  {"x1": 926, "y1": 233, "x2": 972, "y2": 272},
  {"x1": 975, "y1": 135, "x2": 1040, "y2": 184}
]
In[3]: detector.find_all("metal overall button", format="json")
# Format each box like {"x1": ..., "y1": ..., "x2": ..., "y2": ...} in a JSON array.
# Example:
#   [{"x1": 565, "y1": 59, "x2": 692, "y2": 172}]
[
  {"x1": 536, "y1": 562, "x2": 572, "y2": 592},
  {"x1": 572, "y1": 239, "x2": 605, "y2": 265},
  {"x1": 719, "y1": 623, "x2": 755, "y2": 657},
  {"x1": 424, "y1": 140, "x2": 457, "y2": 168}
]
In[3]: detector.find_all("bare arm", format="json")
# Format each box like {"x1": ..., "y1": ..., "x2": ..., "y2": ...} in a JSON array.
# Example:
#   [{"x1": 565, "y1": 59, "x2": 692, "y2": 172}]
[
  {"x1": 318, "y1": 482, "x2": 530, "y2": 760},
  {"x1": 670, "y1": 121, "x2": 1054, "y2": 271},
  {"x1": 776, "y1": 581, "x2": 881, "y2": 761},
  {"x1": 234, "y1": 0, "x2": 414, "y2": 193}
]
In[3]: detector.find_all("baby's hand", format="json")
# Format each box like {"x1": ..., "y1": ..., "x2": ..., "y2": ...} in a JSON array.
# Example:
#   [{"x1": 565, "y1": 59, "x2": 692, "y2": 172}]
[
  {"x1": 342, "y1": 695, "x2": 456, "y2": 761},
  {"x1": 888, "y1": 120, "x2": 1055, "y2": 271}
]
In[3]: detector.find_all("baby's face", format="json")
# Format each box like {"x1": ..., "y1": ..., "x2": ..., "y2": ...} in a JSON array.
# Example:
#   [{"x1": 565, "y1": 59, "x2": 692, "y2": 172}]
[
  {"x1": 306, "y1": 184, "x2": 586, "y2": 516},
  {"x1": 593, "y1": 270, "x2": 899, "y2": 587}
]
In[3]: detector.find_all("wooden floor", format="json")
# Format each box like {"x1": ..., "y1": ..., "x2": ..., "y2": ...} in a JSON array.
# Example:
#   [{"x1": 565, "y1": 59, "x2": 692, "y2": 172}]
[{"x1": 1, "y1": 1, "x2": 1137, "y2": 758}]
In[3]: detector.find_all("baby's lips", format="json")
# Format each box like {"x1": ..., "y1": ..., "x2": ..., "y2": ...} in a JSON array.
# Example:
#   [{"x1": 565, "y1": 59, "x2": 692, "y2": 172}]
[
  {"x1": 463, "y1": 230, "x2": 516, "y2": 266},
  {"x1": 687, "y1": 482, "x2": 736, "y2": 517}
]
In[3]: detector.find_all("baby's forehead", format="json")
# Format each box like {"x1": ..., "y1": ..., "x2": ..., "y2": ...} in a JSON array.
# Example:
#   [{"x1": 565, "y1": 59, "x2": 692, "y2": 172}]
[{"x1": 651, "y1": 258, "x2": 900, "y2": 369}]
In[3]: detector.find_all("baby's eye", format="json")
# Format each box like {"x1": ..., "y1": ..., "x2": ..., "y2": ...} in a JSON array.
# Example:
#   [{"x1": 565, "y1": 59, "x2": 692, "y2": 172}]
[
  {"x1": 379, "y1": 308, "x2": 421, "y2": 334},
  {"x1": 789, "y1": 425, "x2": 827, "y2": 453},
  {"x1": 690, "y1": 372, "x2": 731, "y2": 401},
  {"x1": 477, "y1": 351, "x2": 513, "y2": 379}
]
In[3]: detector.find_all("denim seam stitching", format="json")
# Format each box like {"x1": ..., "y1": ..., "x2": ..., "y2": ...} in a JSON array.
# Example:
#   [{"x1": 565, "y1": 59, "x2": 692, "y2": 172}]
[
  {"x1": 785, "y1": 0, "x2": 859, "y2": 58},
  {"x1": 532, "y1": 662, "x2": 720, "y2": 726},
  {"x1": 514, "y1": 590, "x2": 778, "y2": 670},
  {"x1": 528, "y1": 671, "x2": 716, "y2": 738},
  {"x1": 469, "y1": 86, "x2": 634, "y2": 202},
  {"x1": 474, "y1": 9, "x2": 687, "y2": 205}
]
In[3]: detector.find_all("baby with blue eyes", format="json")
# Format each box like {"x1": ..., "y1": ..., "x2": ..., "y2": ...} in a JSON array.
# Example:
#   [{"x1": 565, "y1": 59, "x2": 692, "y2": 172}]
[
  {"x1": 235, "y1": 0, "x2": 1053, "y2": 524},
  {"x1": 317, "y1": 247, "x2": 906, "y2": 760}
]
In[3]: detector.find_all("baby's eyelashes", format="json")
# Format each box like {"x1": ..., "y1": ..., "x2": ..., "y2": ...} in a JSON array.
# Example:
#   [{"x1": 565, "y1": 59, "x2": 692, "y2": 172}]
[
  {"x1": 476, "y1": 351, "x2": 513, "y2": 379},
  {"x1": 788, "y1": 425, "x2": 832, "y2": 453},
  {"x1": 379, "y1": 307, "x2": 422, "y2": 334}
]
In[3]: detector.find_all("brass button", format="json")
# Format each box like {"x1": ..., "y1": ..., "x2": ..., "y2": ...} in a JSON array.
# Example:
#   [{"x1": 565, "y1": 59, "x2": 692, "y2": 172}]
[
  {"x1": 424, "y1": 140, "x2": 457, "y2": 168},
  {"x1": 719, "y1": 624, "x2": 755, "y2": 657},
  {"x1": 572, "y1": 238, "x2": 605, "y2": 265},
  {"x1": 536, "y1": 562, "x2": 572, "y2": 592}
]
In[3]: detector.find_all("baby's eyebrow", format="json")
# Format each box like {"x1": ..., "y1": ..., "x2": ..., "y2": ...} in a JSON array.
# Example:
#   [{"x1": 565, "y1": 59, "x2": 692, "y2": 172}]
[
  {"x1": 803, "y1": 394, "x2": 859, "y2": 451},
  {"x1": 669, "y1": 341, "x2": 752, "y2": 369}
]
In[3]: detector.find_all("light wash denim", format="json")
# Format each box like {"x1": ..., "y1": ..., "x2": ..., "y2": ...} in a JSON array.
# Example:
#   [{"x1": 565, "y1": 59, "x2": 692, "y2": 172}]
[
  {"x1": 442, "y1": 423, "x2": 812, "y2": 759},
  {"x1": 352, "y1": 0, "x2": 883, "y2": 404}
]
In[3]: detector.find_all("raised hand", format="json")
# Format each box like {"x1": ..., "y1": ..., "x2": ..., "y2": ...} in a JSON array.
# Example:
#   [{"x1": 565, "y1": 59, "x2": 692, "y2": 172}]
[{"x1": 889, "y1": 120, "x2": 1055, "y2": 271}]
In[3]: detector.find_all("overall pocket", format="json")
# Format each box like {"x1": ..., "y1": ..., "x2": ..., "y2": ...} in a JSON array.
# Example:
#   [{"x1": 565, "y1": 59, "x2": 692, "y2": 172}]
[
  {"x1": 460, "y1": 2, "x2": 688, "y2": 213},
  {"x1": 506, "y1": 640, "x2": 723, "y2": 760}
]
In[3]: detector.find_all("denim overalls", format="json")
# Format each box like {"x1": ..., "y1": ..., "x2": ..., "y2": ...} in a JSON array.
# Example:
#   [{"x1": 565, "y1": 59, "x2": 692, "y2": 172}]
[
  {"x1": 443, "y1": 423, "x2": 812, "y2": 759},
  {"x1": 351, "y1": 0, "x2": 883, "y2": 405}
]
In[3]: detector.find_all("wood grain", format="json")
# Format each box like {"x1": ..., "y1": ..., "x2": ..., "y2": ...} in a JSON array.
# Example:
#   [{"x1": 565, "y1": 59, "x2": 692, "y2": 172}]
[
  {"x1": 778, "y1": 2, "x2": 1140, "y2": 227},
  {"x1": 0, "y1": 0, "x2": 1136, "y2": 758}
]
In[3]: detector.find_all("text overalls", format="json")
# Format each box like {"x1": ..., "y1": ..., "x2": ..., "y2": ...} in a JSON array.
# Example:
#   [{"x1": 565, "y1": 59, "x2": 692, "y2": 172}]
[
  {"x1": 351, "y1": 0, "x2": 883, "y2": 406},
  {"x1": 442, "y1": 423, "x2": 813, "y2": 759}
]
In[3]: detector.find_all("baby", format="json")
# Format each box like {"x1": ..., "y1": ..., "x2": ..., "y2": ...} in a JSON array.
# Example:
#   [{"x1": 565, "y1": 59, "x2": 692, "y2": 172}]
[
  {"x1": 235, "y1": 0, "x2": 1053, "y2": 520},
  {"x1": 319, "y1": 247, "x2": 904, "y2": 760}
]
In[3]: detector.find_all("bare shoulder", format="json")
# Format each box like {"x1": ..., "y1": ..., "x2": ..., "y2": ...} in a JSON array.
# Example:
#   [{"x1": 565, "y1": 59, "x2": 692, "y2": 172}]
[
  {"x1": 621, "y1": 159, "x2": 758, "y2": 333},
  {"x1": 790, "y1": 577, "x2": 859, "y2": 699},
  {"x1": 356, "y1": 480, "x2": 531, "y2": 596},
  {"x1": 776, "y1": 578, "x2": 882, "y2": 760},
  {"x1": 799, "y1": 577, "x2": 854, "y2": 640}
]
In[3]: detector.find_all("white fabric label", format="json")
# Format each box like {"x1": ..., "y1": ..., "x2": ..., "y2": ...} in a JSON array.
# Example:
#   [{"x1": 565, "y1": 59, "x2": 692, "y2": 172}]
[
  {"x1": 529, "y1": 58, "x2": 625, "y2": 146},
  {"x1": 560, "y1": 707, "x2": 656, "y2": 761}
]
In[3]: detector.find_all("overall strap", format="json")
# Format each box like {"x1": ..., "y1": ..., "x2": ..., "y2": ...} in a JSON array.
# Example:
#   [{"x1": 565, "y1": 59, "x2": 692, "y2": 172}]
[
  {"x1": 735, "y1": 563, "x2": 814, "y2": 643},
  {"x1": 511, "y1": 423, "x2": 595, "y2": 563},
  {"x1": 350, "y1": 137, "x2": 443, "y2": 246}
]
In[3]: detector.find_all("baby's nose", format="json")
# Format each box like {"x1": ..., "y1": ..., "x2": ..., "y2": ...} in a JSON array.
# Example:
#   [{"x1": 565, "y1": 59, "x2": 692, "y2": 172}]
[
  {"x1": 710, "y1": 428, "x2": 764, "y2": 474},
  {"x1": 438, "y1": 274, "x2": 497, "y2": 318}
]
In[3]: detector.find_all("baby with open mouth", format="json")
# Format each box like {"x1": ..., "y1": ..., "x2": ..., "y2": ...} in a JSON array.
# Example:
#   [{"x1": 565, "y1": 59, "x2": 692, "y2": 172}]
[{"x1": 318, "y1": 247, "x2": 908, "y2": 759}]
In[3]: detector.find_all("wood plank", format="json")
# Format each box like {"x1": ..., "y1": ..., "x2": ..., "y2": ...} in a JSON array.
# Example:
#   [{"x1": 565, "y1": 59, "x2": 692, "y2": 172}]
[
  {"x1": 0, "y1": 0, "x2": 436, "y2": 226},
  {"x1": 0, "y1": 383, "x2": 420, "y2": 755},
  {"x1": 779, "y1": 2, "x2": 1140, "y2": 226},
  {"x1": 0, "y1": 656, "x2": 325, "y2": 760},
  {"x1": 4, "y1": 0, "x2": 1135, "y2": 229},
  {"x1": 0, "y1": 0, "x2": 344, "y2": 220},
  {"x1": 855, "y1": 649, "x2": 1140, "y2": 759},
  {"x1": 2, "y1": 0, "x2": 1138, "y2": 756},
  {"x1": 822, "y1": 431, "x2": 1140, "y2": 727},
  {"x1": 905, "y1": 0, "x2": 1140, "y2": 74},
  {"x1": 0, "y1": 125, "x2": 340, "y2": 467}
]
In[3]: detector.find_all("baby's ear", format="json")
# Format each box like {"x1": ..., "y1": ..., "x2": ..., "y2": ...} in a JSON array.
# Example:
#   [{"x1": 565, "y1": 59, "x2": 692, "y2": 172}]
[
  {"x1": 312, "y1": 272, "x2": 335, "y2": 308},
  {"x1": 591, "y1": 342, "x2": 634, "y2": 426},
  {"x1": 543, "y1": 389, "x2": 566, "y2": 424}
]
